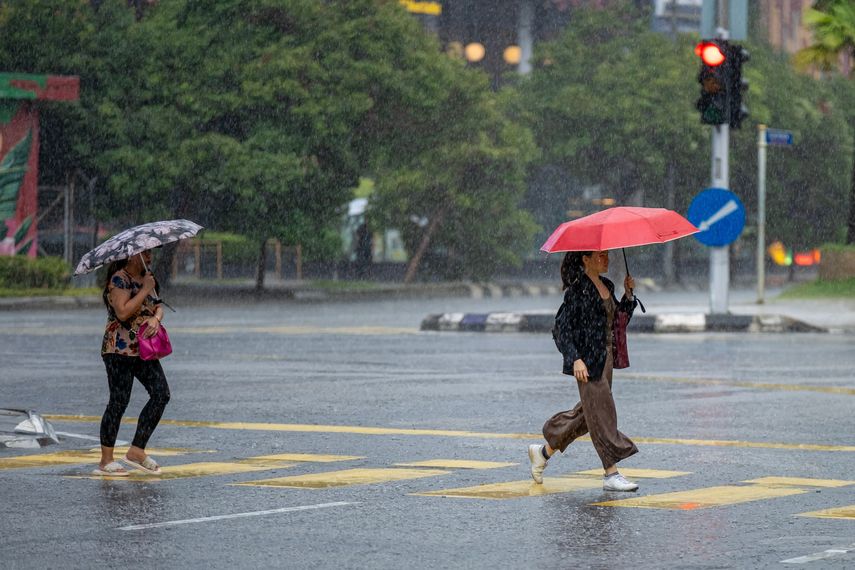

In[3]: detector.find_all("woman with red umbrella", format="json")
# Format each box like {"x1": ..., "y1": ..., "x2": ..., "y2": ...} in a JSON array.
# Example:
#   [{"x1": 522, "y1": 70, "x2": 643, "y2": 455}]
[
  {"x1": 528, "y1": 207, "x2": 698, "y2": 491},
  {"x1": 528, "y1": 250, "x2": 640, "y2": 491}
]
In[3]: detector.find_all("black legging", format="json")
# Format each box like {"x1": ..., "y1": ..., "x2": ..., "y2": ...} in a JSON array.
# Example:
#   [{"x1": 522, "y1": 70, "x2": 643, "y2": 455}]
[{"x1": 100, "y1": 354, "x2": 171, "y2": 449}]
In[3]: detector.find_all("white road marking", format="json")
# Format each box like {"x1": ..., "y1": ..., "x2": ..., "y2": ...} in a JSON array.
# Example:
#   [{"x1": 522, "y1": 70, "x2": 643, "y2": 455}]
[
  {"x1": 55, "y1": 431, "x2": 127, "y2": 445},
  {"x1": 781, "y1": 543, "x2": 855, "y2": 564},
  {"x1": 117, "y1": 501, "x2": 356, "y2": 531},
  {"x1": 698, "y1": 199, "x2": 738, "y2": 232}
]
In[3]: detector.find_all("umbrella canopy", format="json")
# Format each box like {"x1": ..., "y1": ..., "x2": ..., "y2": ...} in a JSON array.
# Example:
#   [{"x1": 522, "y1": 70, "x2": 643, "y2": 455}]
[
  {"x1": 74, "y1": 219, "x2": 203, "y2": 276},
  {"x1": 540, "y1": 207, "x2": 698, "y2": 253}
]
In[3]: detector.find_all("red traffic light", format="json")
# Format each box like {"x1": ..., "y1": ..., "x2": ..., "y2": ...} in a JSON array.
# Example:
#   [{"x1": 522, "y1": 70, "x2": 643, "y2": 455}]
[{"x1": 695, "y1": 42, "x2": 726, "y2": 66}]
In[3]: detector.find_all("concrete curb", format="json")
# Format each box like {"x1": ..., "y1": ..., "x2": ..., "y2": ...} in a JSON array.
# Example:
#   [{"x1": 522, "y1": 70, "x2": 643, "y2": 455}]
[{"x1": 420, "y1": 312, "x2": 826, "y2": 333}]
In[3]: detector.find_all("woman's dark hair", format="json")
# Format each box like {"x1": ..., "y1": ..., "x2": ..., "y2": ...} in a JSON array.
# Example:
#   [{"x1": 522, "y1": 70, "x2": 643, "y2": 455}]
[
  {"x1": 560, "y1": 251, "x2": 592, "y2": 290},
  {"x1": 102, "y1": 259, "x2": 129, "y2": 309}
]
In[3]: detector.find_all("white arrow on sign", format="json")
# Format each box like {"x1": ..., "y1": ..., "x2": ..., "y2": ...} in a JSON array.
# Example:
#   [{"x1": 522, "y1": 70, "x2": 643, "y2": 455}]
[{"x1": 698, "y1": 199, "x2": 738, "y2": 232}]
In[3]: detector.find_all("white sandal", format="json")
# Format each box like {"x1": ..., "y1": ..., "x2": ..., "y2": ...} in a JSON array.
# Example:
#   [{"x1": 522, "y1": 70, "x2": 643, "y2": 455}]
[
  {"x1": 122, "y1": 454, "x2": 162, "y2": 475},
  {"x1": 92, "y1": 461, "x2": 129, "y2": 476}
]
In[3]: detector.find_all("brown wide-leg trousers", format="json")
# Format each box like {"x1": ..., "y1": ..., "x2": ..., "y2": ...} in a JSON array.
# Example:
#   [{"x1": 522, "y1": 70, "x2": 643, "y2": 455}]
[{"x1": 542, "y1": 347, "x2": 638, "y2": 469}]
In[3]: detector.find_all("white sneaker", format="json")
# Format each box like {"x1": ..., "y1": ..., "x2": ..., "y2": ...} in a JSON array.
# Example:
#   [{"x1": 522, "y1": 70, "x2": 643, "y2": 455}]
[
  {"x1": 603, "y1": 472, "x2": 638, "y2": 492},
  {"x1": 528, "y1": 444, "x2": 548, "y2": 484}
]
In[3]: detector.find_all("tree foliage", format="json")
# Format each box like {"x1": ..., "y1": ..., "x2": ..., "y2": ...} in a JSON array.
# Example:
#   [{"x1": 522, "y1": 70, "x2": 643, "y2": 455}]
[
  {"x1": 795, "y1": 0, "x2": 855, "y2": 244},
  {"x1": 510, "y1": 2, "x2": 854, "y2": 255},
  {"x1": 0, "y1": 0, "x2": 537, "y2": 277}
]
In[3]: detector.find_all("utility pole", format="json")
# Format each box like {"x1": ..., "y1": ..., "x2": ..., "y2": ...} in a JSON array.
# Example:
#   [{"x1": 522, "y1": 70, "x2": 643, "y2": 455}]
[
  {"x1": 517, "y1": 0, "x2": 534, "y2": 75},
  {"x1": 709, "y1": 120, "x2": 730, "y2": 313},
  {"x1": 63, "y1": 175, "x2": 75, "y2": 265},
  {"x1": 709, "y1": 6, "x2": 730, "y2": 314},
  {"x1": 756, "y1": 124, "x2": 767, "y2": 304}
]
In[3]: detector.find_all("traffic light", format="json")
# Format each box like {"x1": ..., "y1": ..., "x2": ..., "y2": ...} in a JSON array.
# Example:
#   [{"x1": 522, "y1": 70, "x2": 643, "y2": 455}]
[
  {"x1": 695, "y1": 40, "x2": 729, "y2": 126},
  {"x1": 695, "y1": 40, "x2": 750, "y2": 128},
  {"x1": 728, "y1": 44, "x2": 749, "y2": 129}
]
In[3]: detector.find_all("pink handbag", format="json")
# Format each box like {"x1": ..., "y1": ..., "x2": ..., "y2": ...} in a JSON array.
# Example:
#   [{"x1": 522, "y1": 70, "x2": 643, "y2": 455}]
[{"x1": 138, "y1": 322, "x2": 173, "y2": 361}]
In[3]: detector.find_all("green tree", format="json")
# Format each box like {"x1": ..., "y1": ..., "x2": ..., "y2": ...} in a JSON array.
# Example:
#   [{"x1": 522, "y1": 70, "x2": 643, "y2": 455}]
[
  {"x1": 795, "y1": 0, "x2": 855, "y2": 244},
  {"x1": 2, "y1": 0, "x2": 539, "y2": 284},
  {"x1": 508, "y1": 6, "x2": 710, "y2": 281},
  {"x1": 510, "y1": 2, "x2": 853, "y2": 276},
  {"x1": 372, "y1": 88, "x2": 538, "y2": 282},
  {"x1": 730, "y1": 45, "x2": 852, "y2": 251},
  {"x1": 510, "y1": 8, "x2": 709, "y2": 209}
]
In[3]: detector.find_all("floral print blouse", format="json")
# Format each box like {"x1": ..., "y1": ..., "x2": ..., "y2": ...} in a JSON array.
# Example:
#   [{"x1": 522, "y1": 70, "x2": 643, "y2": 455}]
[{"x1": 101, "y1": 270, "x2": 160, "y2": 356}]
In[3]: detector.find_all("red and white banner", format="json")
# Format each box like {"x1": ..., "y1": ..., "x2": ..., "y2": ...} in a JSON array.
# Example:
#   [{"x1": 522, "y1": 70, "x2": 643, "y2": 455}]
[{"x1": 0, "y1": 102, "x2": 39, "y2": 257}]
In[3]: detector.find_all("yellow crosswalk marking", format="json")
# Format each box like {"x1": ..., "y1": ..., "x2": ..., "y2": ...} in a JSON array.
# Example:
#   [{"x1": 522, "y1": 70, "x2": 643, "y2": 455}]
[
  {"x1": 0, "y1": 448, "x2": 205, "y2": 470},
  {"x1": 797, "y1": 505, "x2": 855, "y2": 520},
  {"x1": 238, "y1": 453, "x2": 363, "y2": 464},
  {"x1": 572, "y1": 468, "x2": 691, "y2": 479},
  {"x1": 593, "y1": 485, "x2": 806, "y2": 510},
  {"x1": 45, "y1": 415, "x2": 855, "y2": 452},
  {"x1": 72, "y1": 461, "x2": 299, "y2": 481},
  {"x1": 234, "y1": 468, "x2": 449, "y2": 489},
  {"x1": 393, "y1": 460, "x2": 516, "y2": 469},
  {"x1": 68, "y1": 452, "x2": 361, "y2": 481},
  {"x1": 742, "y1": 477, "x2": 855, "y2": 488},
  {"x1": 414, "y1": 477, "x2": 603, "y2": 500}
]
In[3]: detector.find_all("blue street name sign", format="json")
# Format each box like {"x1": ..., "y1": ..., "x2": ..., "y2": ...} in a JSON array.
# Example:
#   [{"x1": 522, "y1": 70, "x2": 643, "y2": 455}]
[
  {"x1": 766, "y1": 129, "x2": 793, "y2": 146},
  {"x1": 687, "y1": 188, "x2": 746, "y2": 247}
]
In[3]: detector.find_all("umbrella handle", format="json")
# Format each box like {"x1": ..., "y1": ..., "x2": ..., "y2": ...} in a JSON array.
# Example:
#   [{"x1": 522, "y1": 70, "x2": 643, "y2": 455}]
[
  {"x1": 138, "y1": 253, "x2": 176, "y2": 312},
  {"x1": 621, "y1": 248, "x2": 646, "y2": 313},
  {"x1": 622, "y1": 247, "x2": 632, "y2": 295}
]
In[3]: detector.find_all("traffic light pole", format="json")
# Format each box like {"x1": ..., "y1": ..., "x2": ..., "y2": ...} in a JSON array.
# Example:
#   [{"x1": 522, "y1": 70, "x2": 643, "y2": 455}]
[{"x1": 710, "y1": 123, "x2": 730, "y2": 314}]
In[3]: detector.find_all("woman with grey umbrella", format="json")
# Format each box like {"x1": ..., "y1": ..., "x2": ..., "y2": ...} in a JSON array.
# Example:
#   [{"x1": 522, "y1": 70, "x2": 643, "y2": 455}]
[
  {"x1": 93, "y1": 249, "x2": 169, "y2": 476},
  {"x1": 75, "y1": 219, "x2": 201, "y2": 476}
]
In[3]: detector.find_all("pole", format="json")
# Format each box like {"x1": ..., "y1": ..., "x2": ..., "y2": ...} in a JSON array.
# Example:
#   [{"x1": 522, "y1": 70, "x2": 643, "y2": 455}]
[
  {"x1": 622, "y1": 247, "x2": 633, "y2": 297},
  {"x1": 517, "y1": 0, "x2": 534, "y2": 75},
  {"x1": 756, "y1": 124, "x2": 767, "y2": 304},
  {"x1": 62, "y1": 183, "x2": 70, "y2": 264},
  {"x1": 709, "y1": 20, "x2": 731, "y2": 315},
  {"x1": 709, "y1": 123, "x2": 730, "y2": 314}
]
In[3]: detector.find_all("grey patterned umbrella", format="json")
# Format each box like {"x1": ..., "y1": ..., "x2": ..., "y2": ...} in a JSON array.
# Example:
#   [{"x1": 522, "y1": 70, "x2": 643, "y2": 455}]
[{"x1": 74, "y1": 219, "x2": 203, "y2": 276}]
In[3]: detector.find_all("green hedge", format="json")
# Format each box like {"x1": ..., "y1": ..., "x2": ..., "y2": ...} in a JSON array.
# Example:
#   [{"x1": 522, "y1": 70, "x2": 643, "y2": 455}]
[
  {"x1": 0, "y1": 256, "x2": 71, "y2": 289},
  {"x1": 202, "y1": 232, "x2": 260, "y2": 265},
  {"x1": 821, "y1": 242, "x2": 855, "y2": 254}
]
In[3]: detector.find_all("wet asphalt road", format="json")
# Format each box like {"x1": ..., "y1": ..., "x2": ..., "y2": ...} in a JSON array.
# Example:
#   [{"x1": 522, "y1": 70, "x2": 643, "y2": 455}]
[{"x1": 0, "y1": 291, "x2": 854, "y2": 569}]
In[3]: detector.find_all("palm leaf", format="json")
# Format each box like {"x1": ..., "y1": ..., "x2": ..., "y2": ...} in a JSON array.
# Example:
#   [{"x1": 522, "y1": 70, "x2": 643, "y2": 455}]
[
  {"x1": 13, "y1": 215, "x2": 32, "y2": 245},
  {"x1": 793, "y1": 45, "x2": 839, "y2": 72},
  {"x1": 0, "y1": 130, "x2": 32, "y2": 222},
  {"x1": 796, "y1": 4, "x2": 855, "y2": 72},
  {"x1": 14, "y1": 238, "x2": 33, "y2": 256}
]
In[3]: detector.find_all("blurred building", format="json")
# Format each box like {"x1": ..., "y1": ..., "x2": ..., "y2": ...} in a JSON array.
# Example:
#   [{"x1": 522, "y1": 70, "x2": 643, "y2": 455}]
[
  {"x1": 402, "y1": 1, "x2": 851, "y2": 81},
  {"x1": 759, "y1": 0, "x2": 814, "y2": 54},
  {"x1": 400, "y1": 1, "x2": 651, "y2": 86},
  {"x1": 651, "y1": 0, "x2": 703, "y2": 35}
]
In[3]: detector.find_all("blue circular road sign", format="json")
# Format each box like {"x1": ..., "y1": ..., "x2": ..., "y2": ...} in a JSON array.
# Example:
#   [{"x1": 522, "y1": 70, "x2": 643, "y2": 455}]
[{"x1": 687, "y1": 188, "x2": 746, "y2": 247}]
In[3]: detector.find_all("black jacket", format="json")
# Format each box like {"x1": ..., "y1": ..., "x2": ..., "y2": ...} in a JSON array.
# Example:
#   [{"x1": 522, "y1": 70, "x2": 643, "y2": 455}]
[{"x1": 556, "y1": 275, "x2": 637, "y2": 379}]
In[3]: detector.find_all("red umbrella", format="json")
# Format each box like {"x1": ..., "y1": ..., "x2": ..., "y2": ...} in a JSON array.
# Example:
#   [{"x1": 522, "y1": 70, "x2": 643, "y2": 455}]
[
  {"x1": 540, "y1": 207, "x2": 698, "y2": 253},
  {"x1": 541, "y1": 207, "x2": 698, "y2": 308}
]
